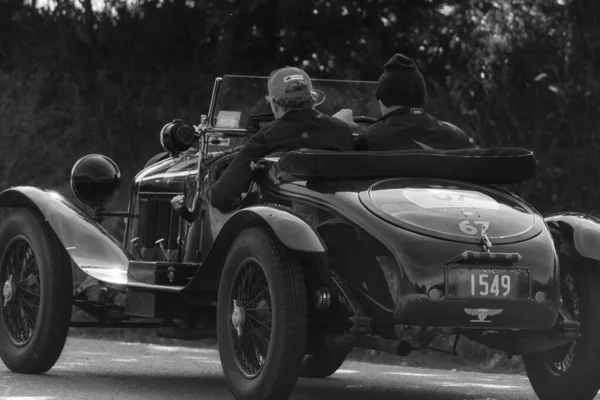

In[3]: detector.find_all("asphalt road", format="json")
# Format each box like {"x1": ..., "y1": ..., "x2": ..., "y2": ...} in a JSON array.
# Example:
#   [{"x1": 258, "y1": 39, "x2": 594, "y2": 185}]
[{"x1": 0, "y1": 337, "x2": 582, "y2": 400}]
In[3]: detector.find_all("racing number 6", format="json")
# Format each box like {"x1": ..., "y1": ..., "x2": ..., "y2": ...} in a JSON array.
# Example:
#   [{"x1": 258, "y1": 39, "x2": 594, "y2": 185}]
[
  {"x1": 459, "y1": 221, "x2": 477, "y2": 235},
  {"x1": 459, "y1": 220, "x2": 490, "y2": 235}
]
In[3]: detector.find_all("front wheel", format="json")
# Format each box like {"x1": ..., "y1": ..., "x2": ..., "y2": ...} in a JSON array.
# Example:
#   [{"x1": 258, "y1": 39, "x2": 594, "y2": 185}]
[
  {"x1": 217, "y1": 227, "x2": 307, "y2": 400},
  {"x1": 0, "y1": 208, "x2": 73, "y2": 373},
  {"x1": 524, "y1": 263, "x2": 600, "y2": 400}
]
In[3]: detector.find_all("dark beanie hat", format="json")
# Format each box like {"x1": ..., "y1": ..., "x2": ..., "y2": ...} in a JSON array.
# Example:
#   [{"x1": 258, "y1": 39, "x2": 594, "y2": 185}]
[{"x1": 375, "y1": 54, "x2": 428, "y2": 107}]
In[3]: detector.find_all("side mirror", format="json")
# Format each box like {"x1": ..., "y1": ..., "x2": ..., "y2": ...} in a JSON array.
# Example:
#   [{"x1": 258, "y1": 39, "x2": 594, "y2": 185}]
[
  {"x1": 70, "y1": 154, "x2": 121, "y2": 209},
  {"x1": 160, "y1": 120, "x2": 197, "y2": 154}
]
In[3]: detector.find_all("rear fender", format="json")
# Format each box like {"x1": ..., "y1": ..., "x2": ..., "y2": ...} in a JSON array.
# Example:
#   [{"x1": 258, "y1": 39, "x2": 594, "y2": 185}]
[
  {"x1": 545, "y1": 213, "x2": 600, "y2": 263},
  {"x1": 0, "y1": 186, "x2": 130, "y2": 284},
  {"x1": 184, "y1": 205, "x2": 327, "y2": 292}
]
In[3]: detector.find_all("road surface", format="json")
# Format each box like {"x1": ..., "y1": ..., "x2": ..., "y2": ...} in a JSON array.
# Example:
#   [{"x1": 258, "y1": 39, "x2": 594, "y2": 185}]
[{"x1": 0, "y1": 337, "x2": 575, "y2": 400}]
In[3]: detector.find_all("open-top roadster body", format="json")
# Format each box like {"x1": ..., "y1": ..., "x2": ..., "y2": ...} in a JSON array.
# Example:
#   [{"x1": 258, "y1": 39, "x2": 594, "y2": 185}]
[{"x1": 1, "y1": 75, "x2": 600, "y2": 400}]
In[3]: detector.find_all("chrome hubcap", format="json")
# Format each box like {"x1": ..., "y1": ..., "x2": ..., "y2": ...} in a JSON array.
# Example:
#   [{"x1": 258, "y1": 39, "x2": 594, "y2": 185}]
[
  {"x1": 231, "y1": 299, "x2": 246, "y2": 336},
  {"x1": 2, "y1": 275, "x2": 13, "y2": 307}
]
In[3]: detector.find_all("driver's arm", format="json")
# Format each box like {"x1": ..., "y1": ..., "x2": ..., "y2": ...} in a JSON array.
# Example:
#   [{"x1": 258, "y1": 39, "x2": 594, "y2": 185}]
[
  {"x1": 332, "y1": 109, "x2": 359, "y2": 129},
  {"x1": 210, "y1": 132, "x2": 268, "y2": 212}
]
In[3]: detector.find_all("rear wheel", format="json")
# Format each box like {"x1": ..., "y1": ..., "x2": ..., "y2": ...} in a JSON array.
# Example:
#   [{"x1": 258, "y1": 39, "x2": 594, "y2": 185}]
[
  {"x1": 524, "y1": 263, "x2": 600, "y2": 400},
  {"x1": 0, "y1": 208, "x2": 73, "y2": 373},
  {"x1": 300, "y1": 346, "x2": 351, "y2": 378},
  {"x1": 217, "y1": 227, "x2": 307, "y2": 400}
]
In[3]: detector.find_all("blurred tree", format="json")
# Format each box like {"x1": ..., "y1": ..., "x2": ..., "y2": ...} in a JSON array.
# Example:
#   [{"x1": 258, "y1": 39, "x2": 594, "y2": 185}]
[{"x1": 0, "y1": 0, "x2": 598, "y2": 215}]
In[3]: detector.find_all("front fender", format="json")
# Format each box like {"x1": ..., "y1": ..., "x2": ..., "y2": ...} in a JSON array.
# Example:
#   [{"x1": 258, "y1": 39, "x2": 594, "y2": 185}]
[
  {"x1": 0, "y1": 186, "x2": 130, "y2": 284},
  {"x1": 184, "y1": 205, "x2": 326, "y2": 292},
  {"x1": 545, "y1": 212, "x2": 600, "y2": 262}
]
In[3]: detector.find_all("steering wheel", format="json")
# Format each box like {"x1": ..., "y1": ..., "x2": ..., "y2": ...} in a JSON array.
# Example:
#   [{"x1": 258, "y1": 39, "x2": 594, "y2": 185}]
[
  {"x1": 350, "y1": 116, "x2": 377, "y2": 137},
  {"x1": 353, "y1": 116, "x2": 377, "y2": 124}
]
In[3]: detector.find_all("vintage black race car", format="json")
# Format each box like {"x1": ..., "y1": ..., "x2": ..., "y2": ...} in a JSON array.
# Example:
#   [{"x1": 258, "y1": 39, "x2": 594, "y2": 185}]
[{"x1": 0, "y1": 75, "x2": 599, "y2": 400}]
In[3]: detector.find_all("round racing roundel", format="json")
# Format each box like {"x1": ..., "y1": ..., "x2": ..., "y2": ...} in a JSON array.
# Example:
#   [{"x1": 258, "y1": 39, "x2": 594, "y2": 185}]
[
  {"x1": 359, "y1": 178, "x2": 539, "y2": 244},
  {"x1": 401, "y1": 188, "x2": 500, "y2": 211}
]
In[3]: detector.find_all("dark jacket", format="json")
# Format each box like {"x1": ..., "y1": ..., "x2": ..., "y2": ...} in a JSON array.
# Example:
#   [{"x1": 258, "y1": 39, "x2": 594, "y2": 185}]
[
  {"x1": 354, "y1": 107, "x2": 473, "y2": 151},
  {"x1": 211, "y1": 109, "x2": 354, "y2": 212}
]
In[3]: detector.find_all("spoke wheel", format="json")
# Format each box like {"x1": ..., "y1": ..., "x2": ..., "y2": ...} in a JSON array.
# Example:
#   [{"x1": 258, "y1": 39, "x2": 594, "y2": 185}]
[
  {"x1": 0, "y1": 207, "x2": 72, "y2": 374},
  {"x1": 524, "y1": 263, "x2": 600, "y2": 400},
  {"x1": 217, "y1": 227, "x2": 307, "y2": 400},
  {"x1": 230, "y1": 259, "x2": 272, "y2": 378},
  {"x1": 0, "y1": 237, "x2": 40, "y2": 346},
  {"x1": 546, "y1": 273, "x2": 578, "y2": 376}
]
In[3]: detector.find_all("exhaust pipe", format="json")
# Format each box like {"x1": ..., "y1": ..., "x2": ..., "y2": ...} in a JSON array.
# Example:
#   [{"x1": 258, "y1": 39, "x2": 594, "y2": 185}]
[{"x1": 355, "y1": 335, "x2": 412, "y2": 356}]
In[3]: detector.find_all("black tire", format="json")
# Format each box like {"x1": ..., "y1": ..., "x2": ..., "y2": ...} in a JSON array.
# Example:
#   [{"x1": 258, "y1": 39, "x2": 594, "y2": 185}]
[
  {"x1": 0, "y1": 208, "x2": 73, "y2": 374},
  {"x1": 300, "y1": 346, "x2": 350, "y2": 378},
  {"x1": 217, "y1": 227, "x2": 307, "y2": 400},
  {"x1": 524, "y1": 263, "x2": 600, "y2": 400}
]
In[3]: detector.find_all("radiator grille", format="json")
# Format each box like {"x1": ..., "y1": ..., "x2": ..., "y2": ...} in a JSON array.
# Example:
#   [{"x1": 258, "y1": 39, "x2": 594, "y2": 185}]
[{"x1": 136, "y1": 195, "x2": 182, "y2": 260}]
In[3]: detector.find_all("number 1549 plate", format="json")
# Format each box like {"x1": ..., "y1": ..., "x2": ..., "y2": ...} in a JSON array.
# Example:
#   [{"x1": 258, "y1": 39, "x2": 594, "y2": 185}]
[{"x1": 446, "y1": 266, "x2": 530, "y2": 299}]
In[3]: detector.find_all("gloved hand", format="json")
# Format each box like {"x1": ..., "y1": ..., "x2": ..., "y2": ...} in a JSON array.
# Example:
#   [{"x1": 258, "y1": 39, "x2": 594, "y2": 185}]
[
  {"x1": 332, "y1": 109, "x2": 359, "y2": 129},
  {"x1": 170, "y1": 194, "x2": 185, "y2": 211}
]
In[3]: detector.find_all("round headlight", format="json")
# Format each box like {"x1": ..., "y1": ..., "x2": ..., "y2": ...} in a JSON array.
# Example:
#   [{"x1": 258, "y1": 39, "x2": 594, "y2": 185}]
[
  {"x1": 70, "y1": 154, "x2": 121, "y2": 209},
  {"x1": 160, "y1": 120, "x2": 196, "y2": 154}
]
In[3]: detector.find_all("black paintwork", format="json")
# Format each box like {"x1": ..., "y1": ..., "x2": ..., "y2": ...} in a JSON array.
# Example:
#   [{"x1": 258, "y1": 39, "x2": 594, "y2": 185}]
[
  {"x1": 6, "y1": 76, "x2": 600, "y2": 359},
  {"x1": 256, "y1": 165, "x2": 559, "y2": 331},
  {"x1": 118, "y1": 149, "x2": 562, "y2": 332},
  {"x1": 545, "y1": 212, "x2": 600, "y2": 263},
  {"x1": 71, "y1": 154, "x2": 121, "y2": 208},
  {"x1": 0, "y1": 138, "x2": 571, "y2": 340}
]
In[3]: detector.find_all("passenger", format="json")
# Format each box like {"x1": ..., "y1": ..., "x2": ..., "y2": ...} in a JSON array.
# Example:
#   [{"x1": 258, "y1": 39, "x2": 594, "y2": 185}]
[
  {"x1": 333, "y1": 54, "x2": 474, "y2": 151},
  {"x1": 210, "y1": 66, "x2": 354, "y2": 212}
]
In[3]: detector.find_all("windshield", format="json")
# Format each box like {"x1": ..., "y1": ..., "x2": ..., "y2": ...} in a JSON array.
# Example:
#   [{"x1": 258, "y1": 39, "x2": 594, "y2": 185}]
[{"x1": 210, "y1": 75, "x2": 380, "y2": 130}]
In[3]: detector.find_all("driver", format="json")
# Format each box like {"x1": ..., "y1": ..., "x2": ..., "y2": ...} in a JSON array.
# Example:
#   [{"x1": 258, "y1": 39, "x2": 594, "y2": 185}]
[
  {"x1": 333, "y1": 54, "x2": 474, "y2": 151},
  {"x1": 210, "y1": 66, "x2": 354, "y2": 212}
]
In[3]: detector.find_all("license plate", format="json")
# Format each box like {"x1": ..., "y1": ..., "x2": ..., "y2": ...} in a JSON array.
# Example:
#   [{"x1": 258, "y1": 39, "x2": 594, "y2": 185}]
[{"x1": 446, "y1": 266, "x2": 530, "y2": 299}]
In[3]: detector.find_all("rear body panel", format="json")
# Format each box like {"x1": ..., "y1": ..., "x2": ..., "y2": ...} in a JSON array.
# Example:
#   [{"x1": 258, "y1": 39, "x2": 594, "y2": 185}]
[
  {"x1": 359, "y1": 178, "x2": 541, "y2": 245},
  {"x1": 260, "y1": 169, "x2": 559, "y2": 330}
]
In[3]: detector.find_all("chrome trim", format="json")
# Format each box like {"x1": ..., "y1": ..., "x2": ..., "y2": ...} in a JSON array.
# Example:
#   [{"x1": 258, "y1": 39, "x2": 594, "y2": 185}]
[
  {"x1": 223, "y1": 74, "x2": 377, "y2": 85},
  {"x1": 137, "y1": 191, "x2": 182, "y2": 196},
  {"x1": 207, "y1": 77, "x2": 223, "y2": 128},
  {"x1": 205, "y1": 74, "x2": 377, "y2": 134},
  {"x1": 125, "y1": 281, "x2": 184, "y2": 293},
  {"x1": 206, "y1": 127, "x2": 248, "y2": 136}
]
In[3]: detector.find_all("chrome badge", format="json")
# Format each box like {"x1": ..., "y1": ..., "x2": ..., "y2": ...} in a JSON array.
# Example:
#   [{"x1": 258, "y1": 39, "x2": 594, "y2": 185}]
[
  {"x1": 479, "y1": 223, "x2": 493, "y2": 252},
  {"x1": 464, "y1": 308, "x2": 503, "y2": 323}
]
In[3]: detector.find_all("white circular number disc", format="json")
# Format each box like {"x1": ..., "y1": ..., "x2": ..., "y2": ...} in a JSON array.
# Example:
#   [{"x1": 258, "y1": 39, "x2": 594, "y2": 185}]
[{"x1": 402, "y1": 188, "x2": 499, "y2": 211}]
